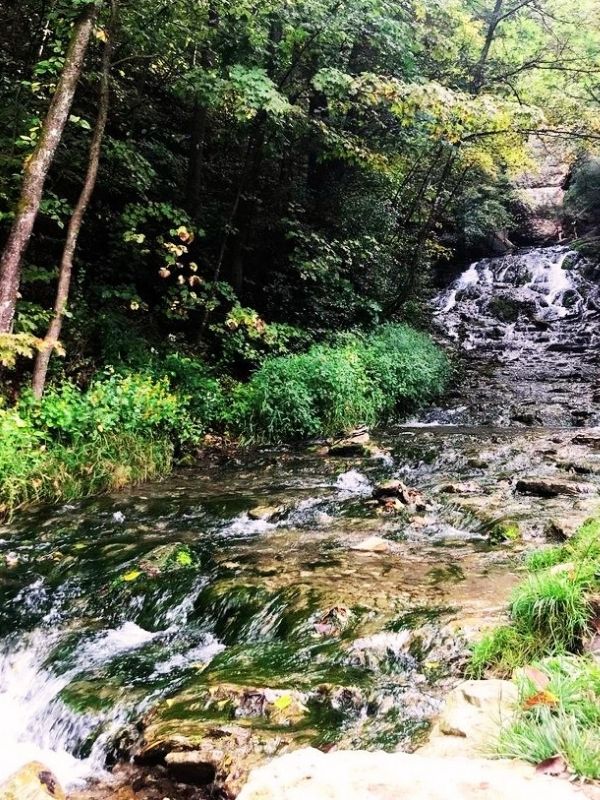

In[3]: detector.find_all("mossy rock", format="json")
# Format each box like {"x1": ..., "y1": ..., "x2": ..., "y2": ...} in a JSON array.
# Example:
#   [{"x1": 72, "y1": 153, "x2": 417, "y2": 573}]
[{"x1": 116, "y1": 543, "x2": 195, "y2": 584}]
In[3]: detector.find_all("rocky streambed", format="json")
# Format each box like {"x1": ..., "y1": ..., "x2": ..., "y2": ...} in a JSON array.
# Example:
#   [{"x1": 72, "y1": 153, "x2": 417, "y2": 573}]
[{"x1": 1, "y1": 245, "x2": 600, "y2": 800}]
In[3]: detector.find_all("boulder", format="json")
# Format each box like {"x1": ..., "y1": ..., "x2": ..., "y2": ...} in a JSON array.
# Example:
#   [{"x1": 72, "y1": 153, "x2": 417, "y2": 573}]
[
  {"x1": 572, "y1": 434, "x2": 600, "y2": 450},
  {"x1": 0, "y1": 762, "x2": 65, "y2": 800},
  {"x1": 440, "y1": 481, "x2": 481, "y2": 495},
  {"x1": 373, "y1": 479, "x2": 404, "y2": 498},
  {"x1": 237, "y1": 749, "x2": 584, "y2": 800},
  {"x1": 348, "y1": 630, "x2": 412, "y2": 669},
  {"x1": 420, "y1": 679, "x2": 518, "y2": 758},
  {"x1": 515, "y1": 477, "x2": 595, "y2": 497},
  {"x1": 137, "y1": 542, "x2": 195, "y2": 577},
  {"x1": 164, "y1": 749, "x2": 219, "y2": 784}
]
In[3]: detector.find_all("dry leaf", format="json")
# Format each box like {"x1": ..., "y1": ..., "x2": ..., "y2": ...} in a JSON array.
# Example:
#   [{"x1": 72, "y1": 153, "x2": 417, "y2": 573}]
[{"x1": 523, "y1": 690, "x2": 558, "y2": 709}]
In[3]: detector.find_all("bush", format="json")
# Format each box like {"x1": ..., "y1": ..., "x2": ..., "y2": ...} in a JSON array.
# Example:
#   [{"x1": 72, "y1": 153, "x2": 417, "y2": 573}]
[
  {"x1": 0, "y1": 324, "x2": 449, "y2": 512},
  {"x1": 159, "y1": 353, "x2": 225, "y2": 440},
  {"x1": 0, "y1": 372, "x2": 183, "y2": 515},
  {"x1": 230, "y1": 324, "x2": 449, "y2": 442},
  {"x1": 361, "y1": 324, "x2": 449, "y2": 417},
  {"x1": 20, "y1": 372, "x2": 182, "y2": 442}
]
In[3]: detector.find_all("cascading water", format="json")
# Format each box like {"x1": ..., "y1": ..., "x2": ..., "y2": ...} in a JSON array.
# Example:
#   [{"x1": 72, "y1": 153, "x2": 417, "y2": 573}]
[
  {"x1": 2, "y1": 244, "x2": 600, "y2": 799},
  {"x1": 429, "y1": 245, "x2": 600, "y2": 426}
]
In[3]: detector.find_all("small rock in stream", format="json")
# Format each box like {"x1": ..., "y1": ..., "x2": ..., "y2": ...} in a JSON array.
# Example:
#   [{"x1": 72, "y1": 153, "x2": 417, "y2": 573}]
[
  {"x1": 515, "y1": 477, "x2": 596, "y2": 497},
  {"x1": 248, "y1": 505, "x2": 284, "y2": 521},
  {"x1": 328, "y1": 430, "x2": 372, "y2": 457}
]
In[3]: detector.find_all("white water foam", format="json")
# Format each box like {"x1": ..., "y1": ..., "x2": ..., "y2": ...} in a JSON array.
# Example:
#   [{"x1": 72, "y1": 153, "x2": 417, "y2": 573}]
[{"x1": 0, "y1": 622, "x2": 158, "y2": 788}]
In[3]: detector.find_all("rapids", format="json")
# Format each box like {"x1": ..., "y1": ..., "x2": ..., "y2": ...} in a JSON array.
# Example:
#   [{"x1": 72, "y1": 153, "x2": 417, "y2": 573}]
[{"x1": 0, "y1": 245, "x2": 599, "y2": 797}]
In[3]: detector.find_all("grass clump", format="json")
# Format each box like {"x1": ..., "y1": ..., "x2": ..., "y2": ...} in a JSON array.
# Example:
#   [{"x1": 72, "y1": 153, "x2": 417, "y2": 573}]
[
  {"x1": 495, "y1": 656, "x2": 600, "y2": 780},
  {"x1": 231, "y1": 324, "x2": 449, "y2": 442},
  {"x1": 469, "y1": 519, "x2": 600, "y2": 779},
  {"x1": 469, "y1": 521, "x2": 600, "y2": 677}
]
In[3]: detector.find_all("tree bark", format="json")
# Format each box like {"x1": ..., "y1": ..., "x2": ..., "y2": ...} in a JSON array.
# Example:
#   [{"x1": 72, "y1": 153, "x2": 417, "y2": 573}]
[
  {"x1": 471, "y1": 0, "x2": 504, "y2": 94},
  {"x1": 32, "y1": 1, "x2": 116, "y2": 399},
  {"x1": 0, "y1": 3, "x2": 98, "y2": 333}
]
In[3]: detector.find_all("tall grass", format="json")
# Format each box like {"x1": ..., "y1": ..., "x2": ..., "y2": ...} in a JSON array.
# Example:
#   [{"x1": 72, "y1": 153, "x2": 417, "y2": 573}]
[
  {"x1": 469, "y1": 519, "x2": 600, "y2": 779},
  {"x1": 470, "y1": 520, "x2": 600, "y2": 678},
  {"x1": 230, "y1": 324, "x2": 449, "y2": 442}
]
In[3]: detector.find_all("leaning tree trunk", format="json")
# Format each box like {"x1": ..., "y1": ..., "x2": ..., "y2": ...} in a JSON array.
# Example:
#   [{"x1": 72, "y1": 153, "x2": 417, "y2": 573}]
[
  {"x1": 32, "y1": 2, "x2": 116, "y2": 399},
  {"x1": 0, "y1": 3, "x2": 98, "y2": 334}
]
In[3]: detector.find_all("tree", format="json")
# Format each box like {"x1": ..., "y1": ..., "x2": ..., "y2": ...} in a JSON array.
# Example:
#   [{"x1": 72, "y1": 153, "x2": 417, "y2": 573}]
[
  {"x1": 0, "y1": 1, "x2": 98, "y2": 333},
  {"x1": 32, "y1": 0, "x2": 117, "y2": 398}
]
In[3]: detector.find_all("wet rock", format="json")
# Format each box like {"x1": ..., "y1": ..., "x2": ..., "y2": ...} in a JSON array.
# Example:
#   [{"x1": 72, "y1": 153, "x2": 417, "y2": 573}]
[
  {"x1": 329, "y1": 430, "x2": 371, "y2": 457},
  {"x1": 237, "y1": 749, "x2": 584, "y2": 800},
  {"x1": 0, "y1": 762, "x2": 65, "y2": 800},
  {"x1": 376, "y1": 497, "x2": 406, "y2": 515},
  {"x1": 348, "y1": 630, "x2": 412, "y2": 669},
  {"x1": 572, "y1": 434, "x2": 600, "y2": 449},
  {"x1": 372, "y1": 479, "x2": 427, "y2": 512},
  {"x1": 373, "y1": 479, "x2": 404, "y2": 498},
  {"x1": 137, "y1": 542, "x2": 195, "y2": 576},
  {"x1": 313, "y1": 606, "x2": 353, "y2": 636},
  {"x1": 511, "y1": 410, "x2": 543, "y2": 426},
  {"x1": 349, "y1": 536, "x2": 389, "y2": 553},
  {"x1": 440, "y1": 481, "x2": 480, "y2": 494},
  {"x1": 545, "y1": 515, "x2": 588, "y2": 540},
  {"x1": 164, "y1": 749, "x2": 219, "y2": 784},
  {"x1": 248, "y1": 505, "x2": 283, "y2": 522},
  {"x1": 421, "y1": 679, "x2": 517, "y2": 757},
  {"x1": 515, "y1": 477, "x2": 595, "y2": 497}
]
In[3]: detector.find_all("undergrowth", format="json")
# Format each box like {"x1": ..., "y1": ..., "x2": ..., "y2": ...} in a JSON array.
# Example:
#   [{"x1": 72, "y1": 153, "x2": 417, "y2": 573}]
[
  {"x1": 230, "y1": 324, "x2": 449, "y2": 442},
  {"x1": 0, "y1": 324, "x2": 449, "y2": 514}
]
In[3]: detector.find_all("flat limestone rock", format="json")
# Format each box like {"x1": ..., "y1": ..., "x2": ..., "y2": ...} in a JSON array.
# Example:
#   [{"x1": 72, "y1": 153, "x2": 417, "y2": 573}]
[
  {"x1": 421, "y1": 679, "x2": 518, "y2": 756},
  {"x1": 237, "y1": 749, "x2": 585, "y2": 800},
  {"x1": 349, "y1": 536, "x2": 389, "y2": 552}
]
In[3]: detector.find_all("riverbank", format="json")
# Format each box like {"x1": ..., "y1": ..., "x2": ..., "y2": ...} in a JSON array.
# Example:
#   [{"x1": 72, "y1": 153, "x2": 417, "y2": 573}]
[
  {"x1": 0, "y1": 324, "x2": 448, "y2": 517},
  {"x1": 467, "y1": 518, "x2": 600, "y2": 779}
]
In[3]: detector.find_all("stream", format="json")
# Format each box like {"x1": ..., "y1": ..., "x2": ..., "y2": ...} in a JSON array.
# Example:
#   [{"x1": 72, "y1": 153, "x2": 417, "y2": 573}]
[{"x1": 1, "y1": 245, "x2": 600, "y2": 798}]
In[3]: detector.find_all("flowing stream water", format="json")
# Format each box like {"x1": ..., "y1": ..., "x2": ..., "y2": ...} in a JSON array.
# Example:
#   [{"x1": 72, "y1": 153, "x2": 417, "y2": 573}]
[{"x1": 1, "y1": 245, "x2": 600, "y2": 798}]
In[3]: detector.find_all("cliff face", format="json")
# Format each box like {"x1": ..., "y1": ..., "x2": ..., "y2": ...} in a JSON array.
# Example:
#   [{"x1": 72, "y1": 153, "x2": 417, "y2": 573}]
[{"x1": 515, "y1": 138, "x2": 571, "y2": 244}]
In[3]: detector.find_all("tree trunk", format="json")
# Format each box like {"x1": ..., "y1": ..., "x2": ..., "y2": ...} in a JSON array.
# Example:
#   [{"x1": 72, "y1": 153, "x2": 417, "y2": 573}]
[
  {"x1": 186, "y1": 99, "x2": 208, "y2": 221},
  {"x1": 32, "y1": 2, "x2": 115, "y2": 399},
  {"x1": 471, "y1": 0, "x2": 504, "y2": 94},
  {"x1": 0, "y1": 3, "x2": 98, "y2": 334}
]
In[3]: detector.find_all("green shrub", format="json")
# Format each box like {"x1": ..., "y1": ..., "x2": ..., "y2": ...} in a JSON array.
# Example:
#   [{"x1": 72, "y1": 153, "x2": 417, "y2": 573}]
[
  {"x1": 20, "y1": 372, "x2": 182, "y2": 442},
  {"x1": 230, "y1": 324, "x2": 448, "y2": 442},
  {"x1": 159, "y1": 353, "x2": 225, "y2": 439},
  {"x1": 361, "y1": 324, "x2": 449, "y2": 416},
  {"x1": 0, "y1": 373, "x2": 182, "y2": 515}
]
